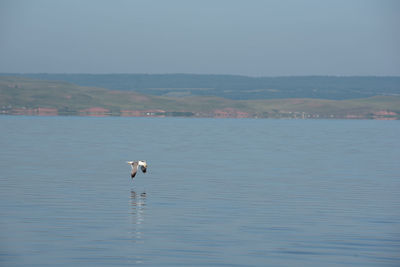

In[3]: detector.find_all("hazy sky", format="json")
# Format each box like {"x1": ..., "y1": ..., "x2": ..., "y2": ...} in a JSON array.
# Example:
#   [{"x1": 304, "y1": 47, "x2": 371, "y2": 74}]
[{"x1": 0, "y1": 0, "x2": 399, "y2": 76}]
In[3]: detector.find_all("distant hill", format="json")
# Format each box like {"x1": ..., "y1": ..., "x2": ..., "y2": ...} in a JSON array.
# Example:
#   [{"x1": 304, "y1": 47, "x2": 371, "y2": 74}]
[
  {"x1": 2, "y1": 73, "x2": 400, "y2": 100},
  {"x1": 1, "y1": 76, "x2": 399, "y2": 119}
]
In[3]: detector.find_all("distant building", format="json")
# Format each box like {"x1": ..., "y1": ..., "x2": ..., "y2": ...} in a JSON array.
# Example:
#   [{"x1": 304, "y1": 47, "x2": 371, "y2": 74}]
[
  {"x1": 79, "y1": 107, "x2": 110, "y2": 116},
  {"x1": 373, "y1": 110, "x2": 397, "y2": 116},
  {"x1": 120, "y1": 109, "x2": 166, "y2": 117},
  {"x1": 213, "y1": 108, "x2": 250, "y2": 118},
  {"x1": 37, "y1": 107, "x2": 58, "y2": 116},
  {"x1": 10, "y1": 107, "x2": 58, "y2": 116}
]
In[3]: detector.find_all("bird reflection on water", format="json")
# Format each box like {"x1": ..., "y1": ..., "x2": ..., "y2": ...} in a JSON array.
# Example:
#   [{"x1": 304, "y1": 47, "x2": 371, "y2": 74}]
[{"x1": 130, "y1": 190, "x2": 146, "y2": 244}]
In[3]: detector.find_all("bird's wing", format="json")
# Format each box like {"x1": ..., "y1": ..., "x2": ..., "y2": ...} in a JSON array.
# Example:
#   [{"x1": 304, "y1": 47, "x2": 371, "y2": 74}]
[
  {"x1": 140, "y1": 165, "x2": 147, "y2": 173},
  {"x1": 131, "y1": 162, "x2": 138, "y2": 178}
]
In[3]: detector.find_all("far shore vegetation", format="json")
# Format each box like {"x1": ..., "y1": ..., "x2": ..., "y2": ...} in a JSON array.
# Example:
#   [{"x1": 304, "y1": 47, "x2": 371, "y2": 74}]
[{"x1": 1, "y1": 75, "x2": 399, "y2": 119}]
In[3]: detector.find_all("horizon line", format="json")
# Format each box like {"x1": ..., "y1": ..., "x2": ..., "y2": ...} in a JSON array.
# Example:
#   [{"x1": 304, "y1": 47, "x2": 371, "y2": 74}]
[{"x1": 1, "y1": 72, "x2": 400, "y2": 78}]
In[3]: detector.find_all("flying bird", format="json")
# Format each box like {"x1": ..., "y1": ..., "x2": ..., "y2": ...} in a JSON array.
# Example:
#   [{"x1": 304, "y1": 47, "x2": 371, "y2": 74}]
[{"x1": 126, "y1": 160, "x2": 148, "y2": 178}]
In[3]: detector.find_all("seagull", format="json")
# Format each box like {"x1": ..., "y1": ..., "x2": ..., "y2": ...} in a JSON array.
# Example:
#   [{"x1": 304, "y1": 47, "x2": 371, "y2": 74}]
[{"x1": 126, "y1": 160, "x2": 148, "y2": 179}]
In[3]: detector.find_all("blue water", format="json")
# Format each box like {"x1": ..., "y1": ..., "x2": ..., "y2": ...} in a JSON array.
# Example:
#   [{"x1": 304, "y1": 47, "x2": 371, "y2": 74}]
[{"x1": 1, "y1": 116, "x2": 399, "y2": 266}]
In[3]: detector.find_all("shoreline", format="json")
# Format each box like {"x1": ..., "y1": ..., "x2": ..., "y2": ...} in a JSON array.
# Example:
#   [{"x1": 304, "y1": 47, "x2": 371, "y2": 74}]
[{"x1": 1, "y1": 110, "x2": 398, "y2": 120}]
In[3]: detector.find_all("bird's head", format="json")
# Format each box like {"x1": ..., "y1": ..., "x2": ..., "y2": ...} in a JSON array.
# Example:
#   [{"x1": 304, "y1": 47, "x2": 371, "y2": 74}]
[
  {"x1": 126, "y1": 161, "x2": 134, "y2": 165},
  {"x1": 138, "y1": 160, "x2": 147, "y2": 168}
]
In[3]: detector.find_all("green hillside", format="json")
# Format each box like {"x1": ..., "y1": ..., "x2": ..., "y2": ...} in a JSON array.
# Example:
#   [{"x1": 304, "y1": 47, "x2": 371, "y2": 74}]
[
  {"x1": 1, "y1": 76, "x2": 399, "y2": 119},
  {"x1": 3, "y1": 73, "x2": 400, "y2": 100}
]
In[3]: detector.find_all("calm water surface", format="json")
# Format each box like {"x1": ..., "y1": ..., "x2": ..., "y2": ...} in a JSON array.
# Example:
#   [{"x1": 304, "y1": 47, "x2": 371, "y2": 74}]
[{"x1": 0, "y1": 116, "x2": 399, "y2": 266}]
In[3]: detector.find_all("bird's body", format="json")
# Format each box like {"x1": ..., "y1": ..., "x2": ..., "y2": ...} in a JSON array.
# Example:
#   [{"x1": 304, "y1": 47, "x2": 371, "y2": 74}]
[{"x1": 127, "y1": 160, "x2": 148, "y2": 178}]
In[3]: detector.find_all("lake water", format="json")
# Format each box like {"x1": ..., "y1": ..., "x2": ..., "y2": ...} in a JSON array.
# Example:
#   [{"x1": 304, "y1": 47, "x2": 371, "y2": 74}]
[{"x1": 0, "y1": 116, "x2": 399, "y2": 266}]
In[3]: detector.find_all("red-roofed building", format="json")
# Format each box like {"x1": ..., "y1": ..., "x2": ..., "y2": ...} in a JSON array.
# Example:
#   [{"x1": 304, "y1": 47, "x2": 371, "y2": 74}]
[
  {"x1": 37, "y1": 107, "x2": 58, "y2": 116},
  {"x1": 373, "y1": 110, "x2": 397, "y2": 116},
  {"x1": 79, "y1": 107, "x2": 110, "y2": 116}
]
